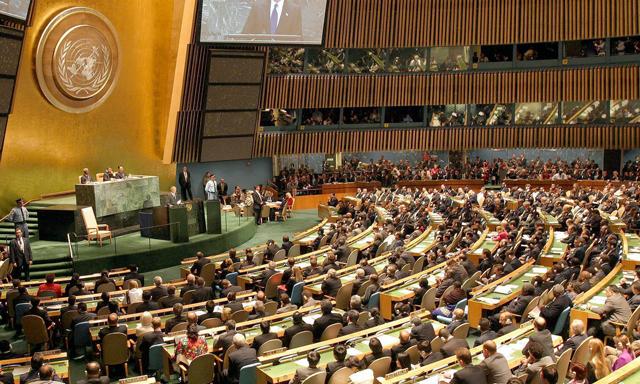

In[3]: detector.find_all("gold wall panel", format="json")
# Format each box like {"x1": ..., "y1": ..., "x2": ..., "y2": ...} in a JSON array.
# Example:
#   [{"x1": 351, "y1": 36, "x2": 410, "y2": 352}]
[{"x1": 0, "y1": 0, "x2": 186, "y2": 211}]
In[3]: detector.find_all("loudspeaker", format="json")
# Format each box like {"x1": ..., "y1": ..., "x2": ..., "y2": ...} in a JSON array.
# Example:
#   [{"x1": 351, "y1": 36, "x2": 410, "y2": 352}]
[
  {"x1": 205, "y1": 200, "x2": 222, "y2": 234},
  {"x1": 169, "y1": 206, "x2": 189, "y2": 243},
  {"x1": 603, "y1": 150, "x2": 622, "y2": 175}
]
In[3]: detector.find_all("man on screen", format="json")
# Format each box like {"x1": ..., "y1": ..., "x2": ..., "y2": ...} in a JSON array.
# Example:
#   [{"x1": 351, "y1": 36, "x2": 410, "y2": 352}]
[{"x1": 241, "y1": 0, "x2": 302, "y2": 40}]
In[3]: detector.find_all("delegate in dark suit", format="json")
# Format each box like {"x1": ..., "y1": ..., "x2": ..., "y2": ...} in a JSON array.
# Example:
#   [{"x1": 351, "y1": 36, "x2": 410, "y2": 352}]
[
  {"x1": 139, "y1": 330, "x2": 165, "y2": 372},
  {"x1": 540, "y1": 293, "x2": 572, "y2": 331},
  {"x1": 283, "y1": 321, "x2": 313, "y2": 347},
  {"x1": 450, "y1": 365, "x2": 488, "y2": 384},
  {"x1": 228, "y1": 346, "x2": 259, "y2": 384},
  {"x1": 441, "y1": 338, "x2": 469, "y2": 358},
  {"x1": 312, "y1": 312, "x2": 343, "y2": 340},
  {"x1": 479, "y1": 352, "x2": 513, "y2": 384},
  {"x1": 178, "y1": 167, "x2": 193, "y2": 201},
  {"x1": 241, "y1": 0, "x2": 302, "y2": 39},
  {"x1": 522, "y1": 329, "x2": 555, "y2": 360},
  {"x1": 557, "y1": 333, "x2": 588, "y2": 355},
  {"x1": 9, "y1": 235, "x2": 32, "y2": 280}
]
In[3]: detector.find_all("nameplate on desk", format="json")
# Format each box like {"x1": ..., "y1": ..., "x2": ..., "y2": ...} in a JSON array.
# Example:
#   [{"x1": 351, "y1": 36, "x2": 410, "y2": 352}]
[
  {"x1": 262, "y1": 347, "x2": 287, "y2": 356},
  {"x1": 38, "y1": 349, "x2": 63, "y2": 356},
  {"x1": 119, "y1": 376, "x2": 150, "y2": 384}
]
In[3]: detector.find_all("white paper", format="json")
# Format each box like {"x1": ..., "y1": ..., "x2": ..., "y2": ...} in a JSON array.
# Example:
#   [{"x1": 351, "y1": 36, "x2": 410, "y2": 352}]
[
  {"x1": 477, "y1": 297, "x2": 500, "y2": 305},
  {"x1": 590, "y1": 296, "x2": 607, "y2": 305},
  {"x1": 532, "y1": 267, "x2": 548, "y2": 274},
  {"x1": 494, "y1": 286, "x2": 513, "y2": 295},
  {"x1": 302, "y1": 313, "x2": 321, "y2": 325},
  {"x1": 346, "y1": 347, "x2": 361, "y2": 356},
  {"x1": 242, "y1": 301, "x2": 256, "y2": 308},
  {"x1": 375, "y1": 334, "x2": 400, "y2": 348}
]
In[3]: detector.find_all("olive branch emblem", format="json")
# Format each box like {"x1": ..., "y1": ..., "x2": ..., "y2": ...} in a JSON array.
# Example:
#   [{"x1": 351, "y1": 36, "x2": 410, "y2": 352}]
[{"x1": 57, "y1": 40, "x2": 111, "y2": 97}]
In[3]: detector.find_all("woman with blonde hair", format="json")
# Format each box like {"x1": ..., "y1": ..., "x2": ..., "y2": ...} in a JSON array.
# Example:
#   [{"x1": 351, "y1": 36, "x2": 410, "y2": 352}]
[
  {"x1": 127, "y1": 279, "x2": 143, "y2": 304},
  {"x1": 586, "y1": 339, "x2": 611, "y2": 382}
]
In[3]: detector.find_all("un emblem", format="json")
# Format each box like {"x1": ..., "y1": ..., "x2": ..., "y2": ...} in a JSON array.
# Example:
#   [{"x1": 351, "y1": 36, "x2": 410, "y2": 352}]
[{"x1": 36, "y1": 8, "x2": 120, "y2": 113}]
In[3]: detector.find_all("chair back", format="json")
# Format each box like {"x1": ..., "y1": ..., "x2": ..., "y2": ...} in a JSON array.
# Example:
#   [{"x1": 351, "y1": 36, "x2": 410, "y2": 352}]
[
  {"x1": 264, "y1": 301, "x2": 278, "y2": 316},
  {"x1": 222, "y1": 344, "x2": 238, "y2": 371},
  {"x1": 231, "y1": 310, "x2": 249, "y2": 322},
  {"x1": 555, "y1": 348, "x2": 572, "y2": 383},
  {"x1": 412, "y1": 256, "x2": 425, "y2": 275},
  {"x1": 23, "y1": 315, "x2": 49, "y2": 346},
  {"x1": 239, "y1": 362, "x2": 260, "y2": 384},
  {"x1": 368, "y1": 356, "x2": 391, "y2": 379},
  {"x1": 552, "y1": 306, "x2": 571, "y2": 335},
  {"x1": 328, "y1": 367, "x2": 352, "y2": 384},
  {"x1": 301, "y1": 371, "x2": 326, "y2": 384},
  {"x1": 357, "y1": 280, "x2": 372, "y2": 297},
  {"x1": 367, "y1": 292, "x2": 380, "y2": 309},
  {"x1": 335, "y1": 283, "x2": 353, "y2": 310},
  {"x1": 273, "y1": 249, "x2": 287, "y2": 262},
  {"x1": 452, "y1": 323, "x2": 470, "y2": 339},
  {"x1": 15, "y1": 302, "x2": 32, "y2": 325},
  {"x1": 188, "y1": 353, "x2": 216, "y2": 384},
  {"x1": 520, "y1": 296, "x2": 541, "y2": 324},
  {"x1": 454, "y1": 298, "x2": 468, "y2": 312},
  {"x1": 147, "y1": 344, "x2": 164, "y2": 372},
  {"x1": 127, "y1": 302, "x2": 141, "y2": 314},
  {"x1": 401, "y1": 264, "x2": 412, "y2": 274},
  {"x1": 438, "y1": 285, "x2": 455, "y2": 307},
  {"x1": 181, "y1": 290, "x2": 195, "y2": 305},
  {"x1": 226, "y1": 272, "x2": 238, "y2": 286},
  {"x1": 253, "y1": 252, "x2": 264, "y2": 266},
  {"x1": 406, "y1": 344, "x2": 420, "y2": 365},
  {"x1": 201, "y1": 317, "x2": 223, "y2": 329},
  {"x1": 265, "y1": 272, "x2": 284, "y2": 299},
  {"x1": 289, "y1": 330, "x2": 313, "y2": 349},
  {"x1": 288, "y1": 244, "x2": 301, "y2": 257},
  {"x1": 625, "y1": 305, "x2": 640, "y2": 336},
  {"x1": 96, "y1": 282, "x2": 116, "y2": 293},
  {"x1": 61, "y1": 309, "x2": 79, "y2": 331},
  {"x1": 201, "y1": 263, "x2": 217, "y2": 286},
  {"x1": 375, "y1": 243, "x2": 387, "y2": 257},
  {"x1": 420, "y1": 287, "x2": 437, "y2": 311},
  {"x1": 258, "y1": 338, "x2": 283, "y2": 356},
  {"x1": 260, "y1": 205, "x2": 271, "y2": 219},
  {"x1": 357, "y1": 311, "x2": 370, "y2": 327},
  {"x1": 291, "y1": 282, "x2": 305, "y2": 306},
  {"x1": 320, "y1": 323, "x2": 343, "y2": 341},
  {"x1": 346, "y1": 250, "x2": 358, "y2": 267},
  {"x1": 81, "y1": 207, "x2": 98, "y2": 231},
  {"x1": 97, "y1": 306, "x2": 111, "y2": 317},
  {"x1": 103, "y1": 332, "x2": 129, "y2": 366},
  {"x1": 170, "y1": 322, "x2": 188, "y2": 333},
  {"x1": 430, "y1": 336, "x2": 443, "y2": 353},
  {"x1": 571, "y1": 336, "x2": 593, "y2": 366},
  {"x1": 319, "y1": 235, "x2": 330, "y2": 247},
  {"x1": 123, "y1": 279, "x2": 141, "y2": 290},
  {"x1": 6, "y1": 290, "x2": 18, "y2": 318}
]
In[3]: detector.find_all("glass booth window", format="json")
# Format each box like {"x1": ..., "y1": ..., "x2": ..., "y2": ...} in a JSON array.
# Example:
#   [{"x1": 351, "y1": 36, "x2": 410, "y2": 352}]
[
  {"x1": 260, "y1": 109, "x2": 297, "y2": 127},
  {"x1": 428, "y1": 105, "x2": 466, "y2": 127},
  {"x1": 474, "y1": 45, "x2": 513, "y2": 63},
  {"x1": 305, "y1": 48, "x2": 346, "y2": 74},
  {"x1": 562, "y1": 101, "x2": 608, "y2": 124},
  {"x1": 611, "y1": 36, "x2": 640, "y2": 56},
  {"x1": 564, "y1": 39, "x2": 606, "y2": 58},
  {"x1": 611, "y1": 100, "x2": 640, "y2": 124},
  {"x1": 469, "y1": 104, "x2": 513, "y2": 126},
  {"x1": 515, "y1": 103, "x2": 559, "y2": 125},
  {"x1": 429, "y1": 46, "x2": 470, "y2": 71},
  {"x1": 268, "y1": 48, "x2": 304, "y2": 74},
  {"x1": 347, "y1": 49, "x2": 386, "y2": 74},
  {"x1": 516, "y1": 43, "x2": 559, "y2": 61},
  {"x1": 342, "y1": 108, "x2": 381, "y2": 124},
  {"x1": 386, "y1": 48, "x2": 427, "y2": 72},
  {"x1": 385, "y1": 106, "x2": 424, "y2": 124},
  {"x1": 301, "y1": 109, "x2": 339, "y2": 126}
]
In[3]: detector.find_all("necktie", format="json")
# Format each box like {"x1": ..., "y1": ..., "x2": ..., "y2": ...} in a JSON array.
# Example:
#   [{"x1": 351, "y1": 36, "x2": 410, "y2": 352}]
[
  {"x1": 270, "y1": 2, "x2": 279, "y2": 34},
  {"x1": 20, "y1": 208, "x2": 24, "y2": 222}
]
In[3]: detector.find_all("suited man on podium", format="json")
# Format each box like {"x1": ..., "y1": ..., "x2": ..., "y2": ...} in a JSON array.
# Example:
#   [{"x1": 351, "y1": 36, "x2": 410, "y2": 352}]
[{"x1": 241, "y1": 0, "x2": 302, "y2": 40}]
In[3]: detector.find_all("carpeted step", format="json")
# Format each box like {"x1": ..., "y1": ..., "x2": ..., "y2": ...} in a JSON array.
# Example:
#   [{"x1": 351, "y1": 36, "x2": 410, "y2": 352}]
[
  {"x1": 30, "y1": 261, "x2": 73, "y2": 271},
  {"x1": 31, "y1": 255, "x2": 72, "y2": 263}
]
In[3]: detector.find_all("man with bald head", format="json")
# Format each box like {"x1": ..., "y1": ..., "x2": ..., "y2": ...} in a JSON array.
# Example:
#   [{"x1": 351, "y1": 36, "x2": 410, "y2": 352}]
[
  {"x1": 228, "y1": 334, "x2": 259, "y2": 384},
  {"x1": 522, "y1": 317, "x2": 556, "y2": 361},
  {"x1": 479, "y1": 340, "x2": 513, "y2": 384},
  {"x1": 77, "y1": 361, "x2": 109, "y2": 384},
  {"x1": 391, "y1": 329, "x2": 417, "y2": 365},
  {"x1": 557, "y1": 319, "x2": 588, "y2": 355},
  {"x1": 98, "y1": 313, "x2": 127, "y2": 343},
  {"x1": 321, "y1": 268, "x2": 342, "y2": 297}
]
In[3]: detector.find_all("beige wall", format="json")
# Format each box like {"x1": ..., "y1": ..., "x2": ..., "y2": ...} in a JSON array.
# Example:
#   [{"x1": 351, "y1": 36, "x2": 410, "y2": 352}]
[{"x1": 0, "y1": 0, "x2": 186, "y2": 211}]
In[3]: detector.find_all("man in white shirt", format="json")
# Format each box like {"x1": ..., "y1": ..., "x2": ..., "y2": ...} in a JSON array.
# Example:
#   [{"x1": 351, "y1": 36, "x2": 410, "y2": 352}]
[
  {"x1": 205, "y1": 175, "x2": 218, "y2": 201},
  {"x1": 6, "y1": 198, "x2": 29, "y2": 238}
]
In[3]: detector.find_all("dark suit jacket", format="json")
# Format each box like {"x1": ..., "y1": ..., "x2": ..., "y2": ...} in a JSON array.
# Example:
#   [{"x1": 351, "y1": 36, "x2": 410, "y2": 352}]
[
  {"x1": 283, "y1": 323, "x2": 313, "y2": 347},
  {"x1": 421, "y1": 351, "x2": 444, "y2": 366},
  {"x1": 135, "y1": 301, "x2": 160, "y2": 313},
  {"x1": 165, "y1": 315, "x2": 186, "y2": 333},
  {"x1": 364, "y1": 350, "x2": 392, "y2": 366},
  {"x1": 221, "y1": 285, "x2": 243, "y2": 298},
  {"x1": 98, "y1": 324, "x2": 128, "y2": 342},
  {"x1": 228, "y1": 346, "x2": 259, "y2": 384},
  {"x1": 124, "y1": 272, "x2": 145, "y2": 286},
  {"x1": 75, "y1": 377, "x2": 110, "y2": 384},
  {"x1": 474, "y1": 330, "x2": 498, "y2": 347},
  {"x1": 191, "y1": 258, "x2": 211, "y2": 276},
  {"x1": 192, "y1": 287, "x2": 214, "y2": 303},
  {"x1": 241, "y1": 0, "x2": 302, "y2": 39},
  {"x1": 149, "y1": 286, "x2": 168, "y2": 302},
  {"x1": 321, "y1": 277, "x2": 342, "y2": 297},
  {"x1": 225, "y1": 300, "x2": 244, "y2": 314},
  {"x1": 391, "y1": 339, "x2": 417, "y2": 361},
  {"x1": 313, "y1": 313, "x2": 343, "y2": 340},
  {"x1": 178, "y1": 171, "x2": 191, "y2": 188},
  {"x1": 450, "y1": 365, "x2": 488, "y2": 384},
  {"x1": 252, "y1": 191, "x2": 264, "y2": 210},
  {"x1": 479, "y1": 352, "x2": 513, "y2": 384},
  {"x1": 159, "y1": 294, "x2": 183, "y2": 309},
  {"x1": 441, "y1": 338, "x2": 469, "y2": 358},
  {"x1": 337, "y1": 323, "x2": 362, "y2": 336},
  {"x1": 140, "y1": 330, "x2": 165, "y2": 369},
  {"x1": 557, "y1": 333, "x2": 588, "y2": 355},
  {"x1": 540, "y1": 294, "x2": 572, "y2": 330},
  {"x1": 215, "y1": 330, "x2": 237, "y2": 351},
  {"x1": 411, "y1": 323, "x2": 436, "y2": 342},
  {"x1": 504, "y1": 295, "x2": 534, "y2": 315},
  {"x1": 497, "y1": 324, "x2": 518, "y2": 336},
  {"x1": 9, "y1": 238, "x2": 32, "y2": 267},
  {"x1": 523, "y1": 329, "x2": 555, "y2": 360},
  {"x1": 252, "y1": 332, "x2": 278, "y2": 351}
]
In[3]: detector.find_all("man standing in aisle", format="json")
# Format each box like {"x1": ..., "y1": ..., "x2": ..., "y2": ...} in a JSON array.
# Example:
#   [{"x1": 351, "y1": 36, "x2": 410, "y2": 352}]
[
  {"x1": 9, "y1": 228, "x2": 32, "y2": 281},
  {"x1": 219, "y1": 178, "x2": 229, "y2": 204},
  {"x1": 178, "y1": 166, "x2": 193, "y2": 201},
  {"x1": 253, "y1": 185, "x2": 264, "y2": 225},
  {"x1": 205, "y1": 174, "x2": 218, "y2": 201},
  {"x1": 5, "y1": 198, "x2": 29, "y2": 238}
]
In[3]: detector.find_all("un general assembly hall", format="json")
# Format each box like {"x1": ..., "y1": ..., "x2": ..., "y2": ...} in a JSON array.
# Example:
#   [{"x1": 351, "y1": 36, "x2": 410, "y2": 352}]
[{"x1": 3, "y1": 0, "x2": 640, "y2": 383}]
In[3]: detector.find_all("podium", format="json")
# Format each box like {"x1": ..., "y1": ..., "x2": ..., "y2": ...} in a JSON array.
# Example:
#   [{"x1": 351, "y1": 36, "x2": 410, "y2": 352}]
[
  {"x1": 205, "y1": 200, "x2": 222, "y2": 234},
  {"x1": 140, "y1": 200, "x2": 206, "y2": 243}
]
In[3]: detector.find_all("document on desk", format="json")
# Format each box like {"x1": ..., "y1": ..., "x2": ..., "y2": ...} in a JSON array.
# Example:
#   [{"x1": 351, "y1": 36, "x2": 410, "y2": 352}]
[
  {"x1": 302, "y1": 313, "x2": 322, "y2": 325},
  {"x1": 376, "y1": 334, "x2": 400, "y2": 348},
  {"x1": 477, "y1": 297, "x2": 500, "y2": 305}
]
